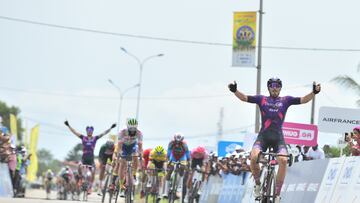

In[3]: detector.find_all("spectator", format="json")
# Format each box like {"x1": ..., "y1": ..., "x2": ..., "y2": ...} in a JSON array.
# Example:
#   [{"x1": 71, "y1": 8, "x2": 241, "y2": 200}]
[
  {"x1": 322, "y1": 144, "x2": 333, "y2": 158},
  {"x1": 302, "y1": 146, "x2": 311, "y2": 160},
  {"x1": 307, "y1": 144, "x2": 325, "y2": 160},
  {"x1": 294, "y1": 145, "x2": 303, "y2": 162},
  {"x1": 346, "y1": 126, "x2": 360, "y2": 156}
]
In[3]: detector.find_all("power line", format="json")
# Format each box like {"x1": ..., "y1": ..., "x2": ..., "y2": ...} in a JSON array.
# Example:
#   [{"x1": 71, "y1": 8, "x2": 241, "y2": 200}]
[
  {"x1": 1, "y1": 15, "x2": 360, "y2": 52},
  {"x1": 0, "y1": 85, "x2": 230, "y2": 100}
]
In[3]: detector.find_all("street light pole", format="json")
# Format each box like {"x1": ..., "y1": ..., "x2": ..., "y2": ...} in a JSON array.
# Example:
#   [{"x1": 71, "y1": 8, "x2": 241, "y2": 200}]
[
  {"x1": 255, "y1": 0, "x2": 264, "y2": 133},
  {"x1": 120, "y1": 47, "x2": 164, "y2": 122},
  {"x1": 108, "y1": 79, "x2": 139, "y2": 132}
]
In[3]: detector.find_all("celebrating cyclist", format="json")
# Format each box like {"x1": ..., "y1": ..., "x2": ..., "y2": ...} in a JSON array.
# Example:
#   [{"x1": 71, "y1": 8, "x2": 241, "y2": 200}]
[
  {"x1": 97, "y1": 140, "x2": 115, "y2": 196},
  {"x1": 228, "y1": 77, "x2": 321, "y2": 202},
  {"x1": 117, "y1": 118, "x2": 143, "y2": 197},
  {"x1": 164, "y1": 133, "x2": 190, "y2": 199},
  {"x1": 64, "y1": 120, "x2": 116, "y2": 193}
]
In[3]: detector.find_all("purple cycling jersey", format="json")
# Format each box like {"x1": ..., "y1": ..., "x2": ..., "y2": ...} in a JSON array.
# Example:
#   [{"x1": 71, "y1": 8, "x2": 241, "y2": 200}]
[
  {"x1": 247, "y1": 95, "x2": 301, "y2": 135},
  {"x1": 79, "y1": 135, "x2": 99, "y2": 157}
]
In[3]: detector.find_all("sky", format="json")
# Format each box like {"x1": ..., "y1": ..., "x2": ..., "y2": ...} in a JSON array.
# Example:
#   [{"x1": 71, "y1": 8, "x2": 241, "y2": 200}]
[{"x1": 0, "y1": 0, "x2": 359, "y2": 160}]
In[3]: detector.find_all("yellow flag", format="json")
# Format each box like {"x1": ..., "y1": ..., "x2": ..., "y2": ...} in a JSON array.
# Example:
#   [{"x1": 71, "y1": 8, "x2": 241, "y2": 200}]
[
  {"x1": 10, "y1": 114, "x2": 18, "y2": 142},
  {"x1": 27, "y1": 125, "x2": 39, "y2": 181}
]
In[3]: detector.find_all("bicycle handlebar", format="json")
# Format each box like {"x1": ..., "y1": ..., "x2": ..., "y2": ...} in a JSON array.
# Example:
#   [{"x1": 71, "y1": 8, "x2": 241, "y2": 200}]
[{"x1": 256, "y1": 151, "x2": 293, "y2": 167}]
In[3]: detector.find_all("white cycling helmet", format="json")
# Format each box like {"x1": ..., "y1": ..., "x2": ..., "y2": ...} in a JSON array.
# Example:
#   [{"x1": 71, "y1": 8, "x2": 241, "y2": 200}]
[{"x1": 173, "y1": 132, "x2": 184, "y2": 142}]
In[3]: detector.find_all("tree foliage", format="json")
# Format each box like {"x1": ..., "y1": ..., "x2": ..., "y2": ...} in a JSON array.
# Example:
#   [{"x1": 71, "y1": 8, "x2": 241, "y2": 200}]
[
  {"x1": 331, "y1": 67, "x2": 360, "y2": 106},
  {"x1": 37, "y1": 148, "x2": 62, "y2": 176},
  {"x1": 65, "y1": 143, "x2": 82, "y2": 162},
  {"x1": 0, "y1": 101, "x2": 23, "y2": 140}
]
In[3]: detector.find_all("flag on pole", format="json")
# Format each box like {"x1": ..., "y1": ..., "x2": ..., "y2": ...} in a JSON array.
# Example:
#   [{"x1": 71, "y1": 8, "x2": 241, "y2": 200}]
[
  {"x1": 9, "y1": 114, "x2": 18, "y2": 142},
  {"x1": 27, "y1": 125, "x2": 39, "y2": 181},
  {"x1": 232, "y1": 12, "x2": 257, "y2": 67}
]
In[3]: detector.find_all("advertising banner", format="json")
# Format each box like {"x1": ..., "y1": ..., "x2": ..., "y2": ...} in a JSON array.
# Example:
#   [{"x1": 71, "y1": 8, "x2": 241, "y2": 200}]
[
  {"x1": 232, "y1": 12, "x2": 257, "y2": 67},
  {"x1": 218, "y1": 173, "x2": 250, "y2": 203},
  {"x1": 318, "y1": 106, "x2": 360, "y2": 133},
  {"x1": 315, "y1": 157, "x2": 346, "y2": 203},
  {"x1": 217, "y1": 141, "x2": 243, "y2": 157},
  {"x1": 0, "y1": 163, "x2": 13, "y2": 197},
  {"x1": 330, "y1": 156, "x2": 360, "y2": 203},
  {"x1": 282, "y1": 122, "x2": 318, "y2": 146},
  {"x1": 281, "y1": 159, "x2": 329, "y2": 203},
  {"x1": 199, "y1": 175, "x2": 223, "y2": 203}
]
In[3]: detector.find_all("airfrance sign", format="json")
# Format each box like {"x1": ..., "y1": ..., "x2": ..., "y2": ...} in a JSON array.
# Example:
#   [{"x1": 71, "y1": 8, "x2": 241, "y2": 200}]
[{"x1": 318, "y1": 106, "x2": 360, "y2": 133}]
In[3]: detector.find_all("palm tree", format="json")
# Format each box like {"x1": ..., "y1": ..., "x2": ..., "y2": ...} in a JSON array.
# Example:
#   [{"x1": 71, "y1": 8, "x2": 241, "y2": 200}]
[{"x1": 332, "y1": 65, "x2": 360, "y2": 106}]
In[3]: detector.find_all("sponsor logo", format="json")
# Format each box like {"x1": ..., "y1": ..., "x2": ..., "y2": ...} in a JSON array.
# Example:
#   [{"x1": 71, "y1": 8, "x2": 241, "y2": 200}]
[{"x1": 322, "y1": 117, "x2": 360, "y2": 125}]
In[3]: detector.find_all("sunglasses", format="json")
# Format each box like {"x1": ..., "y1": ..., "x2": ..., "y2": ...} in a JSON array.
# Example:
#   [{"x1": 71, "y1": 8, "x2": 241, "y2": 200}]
[
  {"x1": 86, "y1": 126, "x2": 94, "y2": 132},
  {"x1": 268, "y1": 83, "x2": 282, "y2": 89}
]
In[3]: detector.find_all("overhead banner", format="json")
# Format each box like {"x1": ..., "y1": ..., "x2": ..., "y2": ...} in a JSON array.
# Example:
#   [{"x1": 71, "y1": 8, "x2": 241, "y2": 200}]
[
  {"x1": 232, "y1": 12, "x2": 257, "y2": 67},
  {"x1": 318, "y1": 106, "x2": 360, "y2": 133},
  {"x1": 282, "y1": 122, "x2": 318, "y2": 146}
]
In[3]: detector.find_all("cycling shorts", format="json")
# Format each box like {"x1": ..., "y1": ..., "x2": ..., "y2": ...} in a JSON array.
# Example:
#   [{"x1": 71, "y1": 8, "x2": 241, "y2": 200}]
[
  {"x1": 148, "y1": 160, "x2": 165, "y2": 177},
  {"x1": 191, "y1": 158, "x2": 203, "y2": 169},
  {"x1": 252, "y1": 131, "x2": 287, "y2": 154},
  {"x1": 99, "y1": 154, "x2": 113, "y2": 165},
  {"x1": 82, "y1": 154, "x2": 95, "y2": 167},
  {"x1": 121, "y1": 143, "x2": 138, "y2": 156}
]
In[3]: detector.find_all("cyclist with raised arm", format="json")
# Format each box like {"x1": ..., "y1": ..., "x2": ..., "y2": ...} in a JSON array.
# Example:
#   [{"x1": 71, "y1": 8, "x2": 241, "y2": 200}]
[
  {"x1": 64, "y1": 121, "x2": 116, "y2": 194},
  {"x1": 117, "y1": 118, "x2": 143, "y2": 198},
  {"x1": 228, "y1": 78, "x2": 321, "y2": 202},
  {"x1": 163, "y1": 133, "x2": 190, "y2": 199}
]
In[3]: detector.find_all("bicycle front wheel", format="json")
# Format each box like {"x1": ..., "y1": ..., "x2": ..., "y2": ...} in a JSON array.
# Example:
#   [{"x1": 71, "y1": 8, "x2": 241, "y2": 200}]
[{"x1": 264, "y1": 169, "x2": 276, "y2": 203}]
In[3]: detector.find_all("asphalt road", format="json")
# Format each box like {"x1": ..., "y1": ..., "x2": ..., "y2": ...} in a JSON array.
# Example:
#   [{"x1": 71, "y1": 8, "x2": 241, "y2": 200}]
[{"x1": 0, "y1": 189, "x2": 126, "y2": 203}]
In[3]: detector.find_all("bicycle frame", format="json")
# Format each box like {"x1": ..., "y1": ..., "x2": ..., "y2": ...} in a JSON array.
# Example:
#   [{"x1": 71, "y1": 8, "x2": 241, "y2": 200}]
[
  {"x1": 188, "y1": 168, "x2": 203, "y2": 203},
  {"x1": 168, "y1": 161, "x2": 184, "y2": 203},
  {"x1": 145, "y1": 168, "x2": 163, "y2": 203},
  {"x1": 120, "y1": 154, "x2": 140, "y2": 203},
  {"x1": 256, "y1": 150, "x2": 292, "y2": 203},
  {"x1": 80, "y1": 164, "x2": 93, "y2": 201}
]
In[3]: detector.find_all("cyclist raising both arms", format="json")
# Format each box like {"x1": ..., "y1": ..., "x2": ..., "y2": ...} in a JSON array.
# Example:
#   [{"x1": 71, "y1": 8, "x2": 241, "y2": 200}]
[
  {"x1": 117, "y1": 118, "x2": 143, "y2": 197},
  {"x1": 228, "y1": 77, "x2": 321, "y2": 202},
  {"x1": 64, "y1": 120, "x2": 116, "y2": 193}
]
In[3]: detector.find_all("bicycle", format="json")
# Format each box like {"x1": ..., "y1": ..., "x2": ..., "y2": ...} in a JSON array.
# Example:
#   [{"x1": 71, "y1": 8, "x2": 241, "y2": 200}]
[
  {"x1": 78, "y1": 164, "x2": 93, "y2": 201},
  {"x1": 168, "y1": 161, "x2": 187, "y2": 203},
  {"x1": 187, "y1": 166, "x2": 205, "y2": 203},
  {"x1": 120, "y1": 154, "x2": 141, "y2": 203},
  {"x1": 101, "y1": 158, "x2": 115, "y2": 203},
  {"x1": 255, "y1": 149, "x2": 293, "y2": 203},
  {"x1": 144, "y1": 168, "x2": 164, "y2": 203}
]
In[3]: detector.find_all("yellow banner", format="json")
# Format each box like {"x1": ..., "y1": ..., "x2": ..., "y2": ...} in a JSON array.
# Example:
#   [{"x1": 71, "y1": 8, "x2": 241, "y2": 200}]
[
  {"x1": 232, "y1": 12, "x2": 257, "y2": 67},
  {"x1": 10, "y1": 114, "x2": 17, "y2": 142},
  {"x1": 27, "y1": 125, "x2": 39, "y2": 181}
]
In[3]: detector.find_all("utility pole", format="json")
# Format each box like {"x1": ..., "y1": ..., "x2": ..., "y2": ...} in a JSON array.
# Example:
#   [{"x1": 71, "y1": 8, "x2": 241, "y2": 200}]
[
  {"x1": 216, "y1": 107, "x2": 224, "y2": 152},
  {"x1": 255, "y1": 0, "x2": 264, "y2": 133}
]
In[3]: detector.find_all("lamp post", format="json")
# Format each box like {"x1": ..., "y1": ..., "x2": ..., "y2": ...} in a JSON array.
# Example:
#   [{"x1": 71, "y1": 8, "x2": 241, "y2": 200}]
[
  {"x1": 108, "y1": 79, "x2": 139, "y2": 132},
  {"x1": 120, "y1": 47, "x2": 164, "y2": 122}
]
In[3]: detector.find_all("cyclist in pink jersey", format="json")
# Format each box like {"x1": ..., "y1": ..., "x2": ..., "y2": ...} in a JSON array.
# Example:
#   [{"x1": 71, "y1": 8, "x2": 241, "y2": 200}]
[{"x1": 228, "y1": 78, "x2": 321, "y2": 202}]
